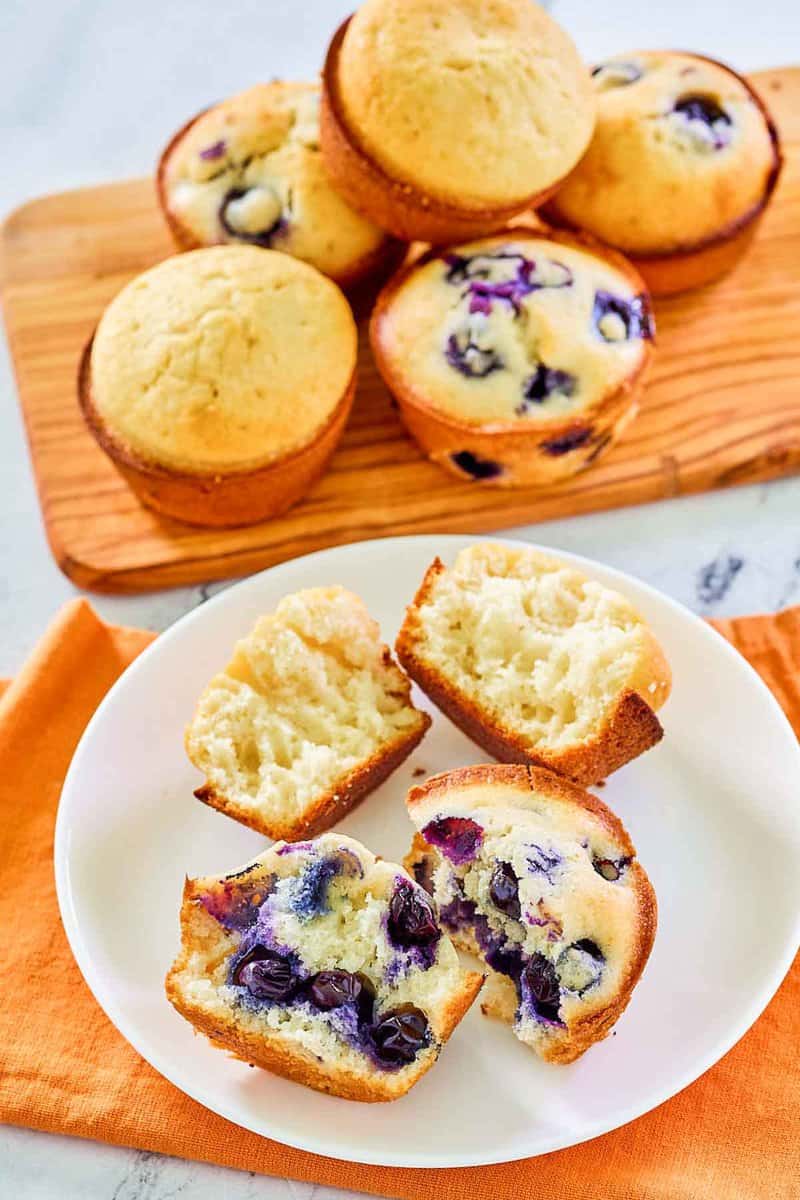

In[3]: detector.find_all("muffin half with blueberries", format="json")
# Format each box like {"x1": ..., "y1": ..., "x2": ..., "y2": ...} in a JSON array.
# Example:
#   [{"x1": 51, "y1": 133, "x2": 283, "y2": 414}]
[
  {"x1": 157, "y1": 81, "x2": 403, "y2": 288},
  {"x1": 321, "y1": 0, "x2": 595, "y2": 243},
  {"x1": 166, "y1": 833, "x2": 484, "y2": 1101},
  {"x1": 546, "y1": 52, "x2": 782, "y2": 295},
  {"x1": 79, "y1": 245, "x2": 357, "y2": 527},
  {"x1": 370, "y1": 228, "x2": 655, "y2": 487},
  {"x1": 405, "y1": 764, "x2": 657, "y2": 1063}
]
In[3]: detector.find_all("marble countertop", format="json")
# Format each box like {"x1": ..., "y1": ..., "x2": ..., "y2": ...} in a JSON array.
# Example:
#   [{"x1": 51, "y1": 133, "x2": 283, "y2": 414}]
[{"x1": 1, "y1": 0, "x2": 797, "y2": 1195}]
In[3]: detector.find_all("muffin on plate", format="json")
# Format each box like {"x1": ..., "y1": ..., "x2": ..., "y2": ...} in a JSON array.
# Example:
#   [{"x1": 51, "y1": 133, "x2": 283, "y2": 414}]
[
  {"x1": 545, "y1": 52, "x2": 782, "y2": 295},
  {"x1": 370, "y1": 228, "x2": 655, "y2": 486},
  {"x1": 166, "y1": 833, "x2": 483, "y2": 1101},
  {"x1": 79, "y1": 246, "x2": 357, "y2": 527},
  {"x1": 187, "y1": 585, "x2": 431, "y2": 841},
  {"x1": 320, "y1": 0, "x2": 595, "y2": 243},
  {"x1": 395, "y1": 543, "x2": 671, "y2": 784},
  {"x1": 404, "y1": 764, "x2": 657, "y2": 1063},
  {"x1": 157, "y1": 81, "x2": 403, "y2": 288}
]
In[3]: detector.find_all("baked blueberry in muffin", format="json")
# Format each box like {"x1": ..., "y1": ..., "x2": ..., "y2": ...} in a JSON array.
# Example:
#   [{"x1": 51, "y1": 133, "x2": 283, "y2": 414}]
[
  {"x1": 166, "y1": 834, "x2": 483, "y2": 1100},
  {"x1": 158, "y1": 81, "x2": 402, "y2": 287},
  {"x1": 370, "y1": 228, "x2": 654, "y2": 486},
  {"x1": 320, "y1": 0, "x2": 595, "y2": 243},
  {"x1": 405, "y1": 765, "x2": 657, "y2": 1063},
  {"x1": 546, "y1": 51, "x2": 782, "y2": 294}
]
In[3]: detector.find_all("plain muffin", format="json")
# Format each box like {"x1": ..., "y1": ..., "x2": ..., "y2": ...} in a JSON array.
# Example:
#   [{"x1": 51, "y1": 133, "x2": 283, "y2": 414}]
[
  {"x1": 370, "y1": 227, "x2": 655, "y2": 486},
  {"x1": 546, "y1": 52, "x2": 782, "y2": 294},
  {"x1": 157, "y1": 81, "x2": 403, "y2": 288},
  {"x1": 80, "y1": 246, "x2": 357, "y2": 526},
  {"x1": 321, "y1": 0, "x2": 595, "y2": 243}
]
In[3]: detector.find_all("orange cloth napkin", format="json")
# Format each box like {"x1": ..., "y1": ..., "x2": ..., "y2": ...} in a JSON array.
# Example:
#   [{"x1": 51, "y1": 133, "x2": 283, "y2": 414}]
[{"x1": 1, "y1": 597, "x2": 798, "y2": 1199}]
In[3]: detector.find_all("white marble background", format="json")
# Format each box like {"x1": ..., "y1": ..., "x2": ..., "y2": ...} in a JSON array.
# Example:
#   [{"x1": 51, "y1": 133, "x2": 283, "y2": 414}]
[{"x1": 0, "y1": 0, "x2": 797, "y2": 1195}]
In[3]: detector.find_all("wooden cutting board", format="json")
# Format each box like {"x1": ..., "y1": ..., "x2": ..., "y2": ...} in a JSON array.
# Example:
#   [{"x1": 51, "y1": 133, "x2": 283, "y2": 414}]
[{"x1": 2, "y1": 67, "x2": 799, "y2": 594}]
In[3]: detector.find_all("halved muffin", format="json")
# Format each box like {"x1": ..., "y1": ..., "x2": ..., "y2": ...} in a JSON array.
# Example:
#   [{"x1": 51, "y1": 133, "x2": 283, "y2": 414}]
[
  {"x1": 405, "y1": 764, "x2": 657, "y2": 1063},
  {"x1": 320, "y1": 0, "x2": 595, "y2": 243},
  {"x1": 370, "y1": 228, "x2": 655, "y2": 486},
  {"x1": 395, "y1": 543, "x2": 671, "y2": 785},
  {"x1": 157, "y1": 81, "x2": 403, "y2": 288},
  {"x1": 166, "y1": 833, "x2": 484, "y2": 1100},
  {"x1": 79, "y1": 246, "x2": 357, "y2": 526},
  {"x1": 186, "y1": 586, "x2": 431, "y2": 840},
  {"x1": 545, "y1": 52, "x2": 782, "y2": 295}
]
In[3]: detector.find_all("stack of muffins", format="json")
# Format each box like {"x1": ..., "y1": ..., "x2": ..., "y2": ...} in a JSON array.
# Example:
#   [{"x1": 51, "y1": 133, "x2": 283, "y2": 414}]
[{"x1": 79, "y1": 0, "x2": 782, "y2": 524}]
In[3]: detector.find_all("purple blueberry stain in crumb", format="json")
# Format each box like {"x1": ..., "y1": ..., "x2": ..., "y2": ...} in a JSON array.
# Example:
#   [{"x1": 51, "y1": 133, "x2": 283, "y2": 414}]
[
  {"x1": 422, "y1": 816, "x2": 484, "y2": 865},
  {"x1": 445, "y1": 324, "x2": 503, "y2": 379},
  {"x1": 276, "y1": 842, "x2": 313, "y2": 856},
  {"x1": 489, "y1": 861, "x2": 521, "y2": 919},
  {"x1": 521, "y1": 952, "x2": 564, "y2": 1026},
  {"x1": 517, "y1": 365, "x2": 577, "y2": 415},
  {"x1": 387, "y1": 877, "x2": 440, "y2": 948},
  {"x1": 370, "y1": 1006, "x2": 431, "y2": 1066},
  {"x1": 450, "y1": 451, "x2": 504, "y2": 480},
  {"x1": 540, "y1": 427, "x2": 594, "y2": 457},
  {"x1": 673, "y1": 93, "x2": 732, "y2": 149},
  {"x1": 443, "y1": 250, "x2": 573, "y2": 316},
  {"x1": 591, "y1": 60, "x2": 642, "y2": 88},
  {"x1": 593, "y1": 291, "x2": 654, "y2": 342},
  {"x1": 199, "y1": 138, "x2": 227, "y2": 161},
  {"x1": 527, "y1": 844, "x2": 563, "y2": 885},
  {"x1": 289, "y1": 855, "x2": 343, "y2": 920},
  {"x1": 526, "y1": 899, "x2": 563, "y2": 942}
]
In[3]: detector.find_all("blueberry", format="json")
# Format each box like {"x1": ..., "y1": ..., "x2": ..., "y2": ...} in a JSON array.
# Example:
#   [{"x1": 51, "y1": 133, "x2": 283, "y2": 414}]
[
  {"x1": 388, "y1": 879, "x2": 440, "y2": 947},
  {"x1": 450, "y1": 451, "x2": 504, "y2": 480},
  {"x1": 540, "y1": 427, "x2": 593, "y2": 456},
  {"x1": 200, "y1": 878, "x2": 271, "y2": 932},
  {"x1": 234, "y1": 947, "x2": 296, "y2": 1000},
  {"x1": 422, "y1": 816, "x2": 484, "y2": 864},
  {"x1": 591, "y1": 61, "x2": 642, "y2": 88},
  {"x1": 370, "y1": 1006, "x2": 429, "y2": 1065},
  {"x1": 445, "y1": 331, "x2": 503, "y2": 379},
  {"x1": 473, "y1": 915, "x2": 526, "y2": 982},
  {"x1": 199, "y1": 138, "x2": 227, "y2": 161},
  {"x1": 523, "y1": 952, "x2": 561, "y2": 1022},
  {"x1": 674, "y1": 93, "x2": 732, "y2": 148},
  {"x1": 573, "y1": 938, "x2": 604, "y2": 960},
  {"x1": 593, "y1": 857, "x2": 625, "y2": 881},
  {"x1": 309, "y1": 969, "x2": 369, "y2": 1011},
  {"x1": 489, "y1": 861, "x2": 521, "y2": 919},
  {"x1": 518, "y1": 365, "x2": 576, "y2": 413},
  {"x1": 593, "y1": 291, "x2": 654, "y2": 342},
  {"x1": 219, "y1": 186, "x2": 284, "y2": 246}
]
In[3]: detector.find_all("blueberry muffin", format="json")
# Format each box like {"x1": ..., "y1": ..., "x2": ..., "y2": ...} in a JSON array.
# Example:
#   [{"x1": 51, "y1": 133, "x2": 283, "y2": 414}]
[
  {"x1": 405, "y1": 764, "x2": 657, "y2": 1063},
  {"x1": 187, "y1": 586, "x2": 431, "y2": 840},
  {"x1": 79, "y1": 246, "x2": 357, "y2": 527},
  {"x1": 546, "y1": 52, "x2": 782, "y2": 295},
  {"x1": 396, "y1": 543, "x2": 671, "y2": 785},
  {"x1": 321, "y1": 0, "x2": 595, "y2": 243},
  {"x1": 370, "y1": 228, "x2": 655, "y2": 486},
  {"x1": 157, "y1": 82, "x2": 402, "y2": 287},
  {"x1": 166, "y1": 833, "x2": 483, "y2": 1100}
]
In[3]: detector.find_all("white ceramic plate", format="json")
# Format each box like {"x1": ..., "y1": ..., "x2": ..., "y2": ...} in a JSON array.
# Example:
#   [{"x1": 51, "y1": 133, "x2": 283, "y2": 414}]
[{"x1": 56, "y1": 535, "x2": 800, "y2": 1168}]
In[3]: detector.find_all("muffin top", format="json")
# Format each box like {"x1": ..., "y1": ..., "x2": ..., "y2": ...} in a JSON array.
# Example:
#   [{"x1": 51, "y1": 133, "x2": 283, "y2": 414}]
[
  {"x1": 90, "y1": 246, "x2": 357, "y2": 474},
  {"x1": 371, "y1": 232, "x2": 653, "y2": 427},
  {"x1": 160, "y1": 82, "x2": 392, "y2": 282},
  {"x1": 548, "y1": 52, "x2": 779, "y2": 255},
  {"x1": 335, "y1": 0, "x2": 595, "y2": 208}
]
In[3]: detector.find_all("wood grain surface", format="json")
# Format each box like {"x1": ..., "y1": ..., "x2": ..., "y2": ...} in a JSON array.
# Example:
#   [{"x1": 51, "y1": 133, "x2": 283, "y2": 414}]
[{"x1": 1, "y1": 67, "x2": 799, "y2": 594}]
